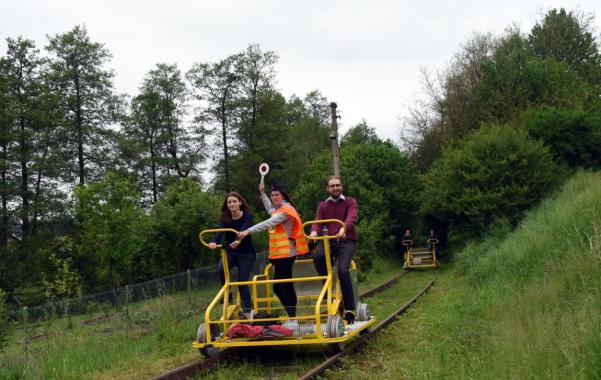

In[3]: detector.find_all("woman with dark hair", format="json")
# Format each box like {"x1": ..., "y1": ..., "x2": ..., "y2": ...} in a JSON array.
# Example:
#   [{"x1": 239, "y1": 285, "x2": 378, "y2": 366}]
[
  {"x1": 238, "y1": 181, "x2": 308, "y2": 325},
  {"x1": 209, "y1": 192, "x2": 256, "y2": 319}
]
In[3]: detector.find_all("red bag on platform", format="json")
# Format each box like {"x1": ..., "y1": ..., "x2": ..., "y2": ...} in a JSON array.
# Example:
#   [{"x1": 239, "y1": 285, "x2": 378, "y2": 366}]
[{"x1": 227, "y1": 323, "x2": 264, "y2": 338}]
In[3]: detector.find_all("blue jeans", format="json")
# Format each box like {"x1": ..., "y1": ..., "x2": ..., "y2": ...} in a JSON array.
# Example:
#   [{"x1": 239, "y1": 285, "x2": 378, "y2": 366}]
[
  {"x1": 218, "y1": 251, "x2": 256, "y2": 313},
  {"x1": 312, "y1": 239, "x2": 356, "y2": 311}
]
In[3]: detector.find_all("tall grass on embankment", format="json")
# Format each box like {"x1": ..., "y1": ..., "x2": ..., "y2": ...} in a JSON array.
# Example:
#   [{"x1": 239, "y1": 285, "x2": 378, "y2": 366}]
[{"x1": 329, "y1": 171, "x2": 601, "y2": 379}]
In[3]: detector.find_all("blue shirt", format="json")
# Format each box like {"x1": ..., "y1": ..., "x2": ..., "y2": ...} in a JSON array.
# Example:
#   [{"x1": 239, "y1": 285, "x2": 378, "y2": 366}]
[{"x1": 211, "y1": 212, "x2": 256, "y2": 255}]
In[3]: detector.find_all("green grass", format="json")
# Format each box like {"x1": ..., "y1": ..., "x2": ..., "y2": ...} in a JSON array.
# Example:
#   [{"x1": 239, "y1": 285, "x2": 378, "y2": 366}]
[
  {"x1": 7, "y1": 172, "x2": 598, "y2": 379},
  {"x1": 195, "y1": 270, "x2": 435, "y2": 380},
  {"x1": 0, "y1": 285, "x2": 220, "y2": 379},
  {"x1": 329, "y1": 171, "x2": 601, "y2": 379},
  {"x1": 0, "y1": 256, "x2": 403, "y2": 379}
]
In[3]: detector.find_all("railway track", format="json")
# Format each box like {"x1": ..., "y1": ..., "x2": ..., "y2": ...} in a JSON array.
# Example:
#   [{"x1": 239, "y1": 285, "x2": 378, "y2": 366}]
[
  {"x1": 150, "y1": 270, "x2": 433, "y2": 380},
  {"x1": 298, "y1": 276, "x2": 435, "y2": 379}
]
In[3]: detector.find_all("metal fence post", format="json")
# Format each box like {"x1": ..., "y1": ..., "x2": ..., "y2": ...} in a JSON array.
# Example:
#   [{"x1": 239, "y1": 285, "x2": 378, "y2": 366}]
[
  {"x1": 187, "y1": 269, "x2": 192, "y2": 309},
  {"x1": 22, "y1": 306, "x2": 28, "y2": 361},
  {"x1": 124, "y1": 285, "x2": 130, "y2": 318}
]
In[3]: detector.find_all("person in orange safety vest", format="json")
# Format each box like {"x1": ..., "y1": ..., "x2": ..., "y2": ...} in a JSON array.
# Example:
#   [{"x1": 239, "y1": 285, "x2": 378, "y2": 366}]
[{"x1": 238, "y1": 181, "x2": 308, "y2": 320}]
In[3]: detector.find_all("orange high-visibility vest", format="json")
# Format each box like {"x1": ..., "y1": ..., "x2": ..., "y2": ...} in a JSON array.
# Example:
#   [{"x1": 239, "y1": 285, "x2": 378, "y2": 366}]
[{"x1": 268, "y1": 204, "x2": 309, "y2": 259}]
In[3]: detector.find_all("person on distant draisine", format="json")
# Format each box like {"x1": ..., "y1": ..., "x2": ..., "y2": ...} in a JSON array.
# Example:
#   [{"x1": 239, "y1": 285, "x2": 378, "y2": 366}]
[
  {"x1": 310, "y1": 175, "x2": 359, "y2": 324},
  {"x1": 401, "y1": 229, "x2": 413, "y2": 263},
  {"x1": 238, "y1": 181, "x2": 309, "y2": 325},
  {"x1": 208, "y1": 192, "x2": 256, "y2": 319},
  {"x1": 402, "y1": 229, "x2": 413, "y2": 248},
  {"x1": 427, "y1": 229, "x2": 438, "y2": 254}
]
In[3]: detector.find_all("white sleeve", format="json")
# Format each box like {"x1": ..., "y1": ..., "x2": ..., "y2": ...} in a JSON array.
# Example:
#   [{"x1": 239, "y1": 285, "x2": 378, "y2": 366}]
[{"x1": 261, "y1": 192, "x2": 275, "y2": 213}]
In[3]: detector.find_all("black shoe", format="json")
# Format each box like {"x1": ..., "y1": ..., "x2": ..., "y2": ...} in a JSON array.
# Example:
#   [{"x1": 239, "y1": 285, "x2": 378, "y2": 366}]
[{"x1": 344, "y1": 310, "x2": 355, "y2": 324}]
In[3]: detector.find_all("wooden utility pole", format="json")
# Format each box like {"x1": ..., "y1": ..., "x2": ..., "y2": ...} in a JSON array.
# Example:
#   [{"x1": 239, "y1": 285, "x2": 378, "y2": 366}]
[{"x1": 330, "y1": 102, "x2": 341, "y2": 177}]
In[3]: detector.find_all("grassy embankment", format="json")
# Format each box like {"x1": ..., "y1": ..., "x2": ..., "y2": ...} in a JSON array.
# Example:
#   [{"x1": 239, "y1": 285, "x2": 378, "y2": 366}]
[{"x1": 328, "y1": 171, "x2": 601, "y2": 379}]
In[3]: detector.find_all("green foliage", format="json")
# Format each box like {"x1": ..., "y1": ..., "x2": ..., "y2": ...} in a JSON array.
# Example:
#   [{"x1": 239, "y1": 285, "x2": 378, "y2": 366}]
[
  {"x1": 46, "y1": 25, "x2": 119, "y2": 185},
  {"x1": 474, "y1": 32, "x2": 588, "y2": 123},
  {"x1": 528, "y1": 8, "x2": 601, "y2": 89},
  {"x1": 421, "y1": 124, "x2": 560, "y2": 243},
  {"x1": 42, "y1": 252, "x2": 82, "y2": 301},
  {"x1": 74, "y1": 172, "x2": 148, "y2": 290},
  {"x1": 122, "y1": 63, "x2": 202, "y2": 204},
  {"x1": 402, "y1": 32, "x2": 499, "y2": 171},
  {"x1": 139, "y1": 178, "x2": 220, "y2": 277},
  {"x1": 338, "y1": 172, "x2": 601, "y2": 379},
  {"x1": 405, "y1": 8, "x2": 601, "y2": 172},
  {"x1": 0, "y1": 288, "x2": 7, "y2": 353},
  {"x1": 297, "y1": 125, "x2": 421, "y2": 268},
  {"x1": 520, "y1": 106, "x2": 601, "y2": 169},
  {"x1": 11, "y1": 283, "x2": 47, "y2": 306},
  {"x1": 187, "y1": 54, "x2": 243, "y2": 193}
]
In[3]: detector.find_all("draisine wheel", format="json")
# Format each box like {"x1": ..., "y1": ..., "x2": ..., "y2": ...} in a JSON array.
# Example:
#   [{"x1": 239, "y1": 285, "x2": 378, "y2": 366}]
[
  {"x1": 197, "y1": 323, "x2": 221, "y2": 357},
  {"x1": 357, "y1": 302, "x2": 371, "y2": 321},
  {"x1": 326, "y1": 315, "x2": 346, "y2": 353}
]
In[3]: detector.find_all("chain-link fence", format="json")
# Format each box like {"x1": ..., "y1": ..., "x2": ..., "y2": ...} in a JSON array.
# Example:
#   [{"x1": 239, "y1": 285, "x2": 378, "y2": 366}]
[
  {"x1": 9, "y1": 251, "x2": 269, "y2": 323},
  {"x1": 1, "y1": 251, "x2": 272, "y2": 378}
]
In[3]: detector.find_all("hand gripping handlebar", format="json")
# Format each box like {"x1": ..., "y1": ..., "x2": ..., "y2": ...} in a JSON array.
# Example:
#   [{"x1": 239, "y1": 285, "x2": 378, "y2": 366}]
[
  {"x1": 301, "y1": 219, "x2": 346, "y2": 240},
  {"x1": 198, "y1": 228, "x2": 240, "y2": 248}
]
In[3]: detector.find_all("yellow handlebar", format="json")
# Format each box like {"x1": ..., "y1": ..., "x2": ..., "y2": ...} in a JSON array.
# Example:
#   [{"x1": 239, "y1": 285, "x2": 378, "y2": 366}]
[
  {"x1": 198, "y1": 228, "x2": 239, "y2": 248},
  {"x1": 302, "y1": 219, "x2": 346, "y2": 240}
]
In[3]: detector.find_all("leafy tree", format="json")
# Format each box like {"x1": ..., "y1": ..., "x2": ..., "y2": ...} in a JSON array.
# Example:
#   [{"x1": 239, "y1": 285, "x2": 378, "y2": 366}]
[
  {"x1": 123, "y1": 63, "x2": 203, "y2": 204},
  {"x1": 0, "y1": 52, "x2": 12, "y2": 247},
  {"x1": 473, "y1": 32, "x2": 588, "y2": 124},
  {"x1": 297, "y1": 124, "x2": 421, "y2": 268},
  {"x1": 237, "y1": 44, "x2": 279, "y2": 150},
  {"x1": 420, "y1": 124, "x2": 560, "y2": 243},
  {"x1": 520, "y1": 106, "x2": 601, "y2": 169},
  {"x1": 46, "y1": 25, "x2": 119, "y2": 186},
  {"x1": 528, "y1": 8, "x2": 601, "y2": 89},
  {"x1": 187, "y1": 54, "x2": 242, "y2": 192},
  {"x1": 340, "y1": 120, "x2": 380, "y2": 145},
  {"x1": 0, "y1": 37, "x2": 69, "y2": 299},
  {"x1": 216, "y1": 88, "x2": 330, "y2": 212},
  {"x1": 402, "y1": 32, "x2": 499, "y2": 171},
  {"x1": 282, "y1": 91, "x2": 331, "y2": 191},
  {"x1": 224, "y1": 89, "x2": 289, "y2": 209},
  {"x1": 74, "y1": 172, "x2": 147, "y2": 290},
  {"x1": 137, "y1": 178, "x2": 220, "y2": 277},
  {"x1": 42, "y1": 252, "x2": 82, "y2": 301},
  {"x1": 1, "y1": 37, "x2": 47, "y2": 247},
  {"x1": 122, "y1": 88, "x2": 164, "y2": 203},
  {"x1": 0, "y1": 288, "x2": 8, "y2": 353}
]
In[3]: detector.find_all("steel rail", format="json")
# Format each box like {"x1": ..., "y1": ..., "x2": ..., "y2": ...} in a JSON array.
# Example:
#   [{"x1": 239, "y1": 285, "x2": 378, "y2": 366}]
[
  {"x1": 298, "y1": 276, "x2": 435, "y2": 380},
  {"x1": 149, "y1": 271, "x2": 407, "y2": 380}
]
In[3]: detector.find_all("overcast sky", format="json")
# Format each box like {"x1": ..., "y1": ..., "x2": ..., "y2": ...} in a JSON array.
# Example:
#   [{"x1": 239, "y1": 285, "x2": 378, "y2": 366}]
[{"x1": 2, "y1": 1, "x2": 601, "y2": 142}]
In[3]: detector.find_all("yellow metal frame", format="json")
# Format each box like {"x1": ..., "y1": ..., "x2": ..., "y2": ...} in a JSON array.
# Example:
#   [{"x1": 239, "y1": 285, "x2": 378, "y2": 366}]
[
  {"x1": 193, "y1": 220, "x2": 375, "y2": 351},
  {"x1": 403, "y1": 238, "x2": 440, "y2": 269}
]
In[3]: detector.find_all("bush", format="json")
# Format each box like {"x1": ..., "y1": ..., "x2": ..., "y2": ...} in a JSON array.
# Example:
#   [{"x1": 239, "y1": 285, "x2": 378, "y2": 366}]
[
  {"x1": 521, "y1": 106, "x2": 601, "y2": 169},
  {"x1": 296, "y1": 131, "x2": 421, "y2": 266},
  {"x1": 139, "y1": 178, "x2": 221, "y2": 276},
  {"x1": 0, "y1": 288, "x2": 8, "y2": 353},
  {"x1": 421, "y1": 124, "x2": 560, "y2": 242}
]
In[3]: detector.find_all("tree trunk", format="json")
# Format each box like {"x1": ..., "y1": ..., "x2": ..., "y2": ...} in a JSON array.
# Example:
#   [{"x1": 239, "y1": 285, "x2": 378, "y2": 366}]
[
  {"x1": 150, "y1": 137, "x2": 157, "y2": 203},
  {"x1": 32, "y1": 137, "x2": 49, "y2": 235},
  {"x1": 19, "y1": 116, "x2": 30, "y2": 242},
  {"x1": 0, "y1": 142, "x2": 8, "y2": 247},
  {"x1": 221, "y1": 100, "x2": 230, "y2": 193},
  {"x1": 75, "y1": 73, "x2": 85, "y2": 186}
]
